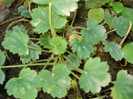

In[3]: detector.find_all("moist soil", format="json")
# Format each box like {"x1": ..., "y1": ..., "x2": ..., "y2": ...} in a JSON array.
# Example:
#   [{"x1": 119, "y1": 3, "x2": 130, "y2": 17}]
[{"x1": 0, "y1": 1, "x2": 133, "y2": 99}]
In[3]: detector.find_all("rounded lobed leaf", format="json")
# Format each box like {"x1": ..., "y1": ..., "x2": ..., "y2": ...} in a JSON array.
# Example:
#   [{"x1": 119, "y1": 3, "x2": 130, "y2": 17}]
[
  {"x1": 70, "y1": 38, "x2": 94, "y2": 59},
  {"x1": 5, "y1": 68, "x2": 38, "y2": 99},
  {"x1": 103, "y1": 41, "x2": 124, "y2": 61},
  {"x1": 5, "y1": 25, "x2": 28, "y2": 37},
  {"x1": 31, "y1": 6, "x2": 67, "y2": 34},
  {"x1": 49, "y1": 36, "x2": 67, "y2": 55},
  {"x1": 79, "y1": 57, "x2": 111, "y2": 94},
  {"x1": 121, "y1": 7, "x2": 133, "y2": 31},
  {"x1": 66, "y1": 54, "x2": 81, "y2": 70},
  {"x1": 39, "y1": 34, "x2": 52, "y2": 48},
  {"x1": 122, "y1": 42, "x2": 133, "y2": 64},
  {"x1": 37, "y1": 70, "x2": 53, "y2": 93},
  {"x1": 88, "y1": 8, "x2": 104, "y2": 23},
  {"x1": 112, "y1": 2, "x2": 123, "y2": 14},
  {"x1": 104, "y1": 11, "x2": 113, "y2": 29},
  {"x1": 81, "y1": 20, "x2": 107, "y2": 45},
  {"x1": 2, "y1": 32, "x2": 29, "y2": 56},
  {"x1": 52, "y1": 64, "x2": 71, "y2": 76},
  {"x1": 0, "y1": 69, "x2": 5, "y2": 84},
  {"x1": 20, "y1": 41, "x2": 42, "y2": 64},
  {"x1": 31, "y1": 0, "x2": 79, "y2": 16},
  {"x1": 0, "y1": 49, "x2": 6, "y2": 66},
  {"x1": 85, "y1": 0, "x2": 109, "y2": 9},
  {"x1": 31, "y1": 0, "x2": 49, "y2": 4},
  {"x1": 112, "y1": 16, "x2": 130, "y2": 37},
  {"x1": 111, "y1": 70, "x2": 133, "y2": 99},
  {"x1": 37, "y1": 64, "x2": 71, "y2": 98},
  {"x1": 52, "y1": 0, "x2": 78, "y2": 16},
  {"x1": 18, "y1": 5, "x2": 30, "y2": 17},
  {"x1": 0, "y1": 50, "x2": 6, "y2": 84}
]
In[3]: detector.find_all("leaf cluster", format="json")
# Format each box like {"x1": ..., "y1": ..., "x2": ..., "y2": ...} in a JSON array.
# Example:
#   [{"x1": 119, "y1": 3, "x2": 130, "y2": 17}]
[{"x1": 0, "y1": 0, "x2": 133, "y2": 99}]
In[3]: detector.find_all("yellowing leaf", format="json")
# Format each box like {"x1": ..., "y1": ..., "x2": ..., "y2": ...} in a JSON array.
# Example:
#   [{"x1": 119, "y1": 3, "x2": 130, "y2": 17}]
[{"x1": 69, "y1": 34, "x2": 83, "y2": 42}]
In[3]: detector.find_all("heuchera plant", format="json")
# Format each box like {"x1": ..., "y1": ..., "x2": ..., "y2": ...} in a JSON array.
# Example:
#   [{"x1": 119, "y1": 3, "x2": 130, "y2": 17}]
[{"x1": 0, "y1": 0, "x2": 133, "y2": 99}]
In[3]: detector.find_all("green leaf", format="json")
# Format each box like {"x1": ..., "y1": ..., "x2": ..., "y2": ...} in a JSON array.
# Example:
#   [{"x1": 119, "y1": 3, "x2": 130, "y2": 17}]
[
  {"x1": 31, "y1": 0, "x2": 78, "y2": 16},
  {"x1": 121, "y1": 7, "x2": 133, "y2": 31},
  {"x1": 0, "y1": 50, "x2": 6, "y2": 84},
  {"x1": 37, "y1": 70, "x2": 53, "y2": 93},
  {"x1": 85, "y1": 0, "x2": 109, "y2": 9},
  {"x1": 5, "y1": 68, "x2": 38, "y2": 99},
  {"x1": 122, "y1": 42, "x2": 133, "y2": 64},
  {"x1": 5, "y1": 0, "x2": 13, "y2": 3},
  {"x1": 79, "y1": 57, "x2": 111, "y2": 94},
  {"x1": 111, "y1": 70, "x2": 133, "y2": 99},
  {"x1": 70, "y1": 38, "x2": 94, "y2": 59},
  {"x1": 88, "y1": 8, "x2": 104, "y2": 23},
  {"x1": 20, "y1": 41, "x2": 42, "y2": 64},
  {"x1": 66, "y1": 54, "x2": 81, "y2": 70},
  {"x1": 108, "y1": 0, "x2": 114, "y2": 6},
  {"x1": 37, "y1": 64, "x2": 71, "y2": 98},
  {"x1": 5, "y1": 25, "x2": 28, "y2": 37},
  {"x1": 31, "y1": 0, "x2": 49, "y2": 4},
  {"x1": 0, "y1": 69, "x2": 5, "y2": 84},
  {"x1": 18, "y1": 5, "x2": 30, "y2": 17},
  {"x1": 0, "y1": 49, "x2": 6, "y2": 66},
  {"x1": 2, "y1": 32, "x2": 29, "y2": 56},
  {"x1": 49, "y1": 36, "x2": 67, "y2": 55},
  {"x1": 39, "y1": 34, "x2": 51, "y2": 48},
  {"x1": 104, "y1": 11, "x2": 113, "y2": 29},
  {"x1": 112, "y1": 16, "x2": 130, "y2": 37},
  {"x1": 81, "y1": 20, "x2": 107, "y2": 45},
  {"x1": 31, "y1": 6, "x2": 67, "y2": 34},
  {"x1": 112, "y1": 2, "x2": 123, "y2": 14},
  {"x1": 103, "y1": 41, "x2": 124, "y2": 61}
]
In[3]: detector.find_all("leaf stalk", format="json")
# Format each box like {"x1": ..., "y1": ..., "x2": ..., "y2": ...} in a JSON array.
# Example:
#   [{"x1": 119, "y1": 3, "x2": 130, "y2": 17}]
[
  {"x1": 64, "y1": 56, "x2": 86, "y2": 74},
  {"x1": 49, "y1": 3, "x2": 56, "y2": 36},
  {"x1": 0, "y1": 63, "x2": 53, "y2": 69}
]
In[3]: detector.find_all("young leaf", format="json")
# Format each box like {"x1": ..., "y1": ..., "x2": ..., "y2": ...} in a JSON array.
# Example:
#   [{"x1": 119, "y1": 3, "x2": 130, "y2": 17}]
[
  {"x1": 85, "y1": 0, "x2": 109, "y2": 9},
  {"x1": 31, "y1": 6, "x2": 67, "y2": 34},
  {"x1": 5, "y1": 68, "x2": 38, "y2": 99},
  {"x1": 88, "y1": 8, "x2": 104, "y2": 23},
  {"x1": 31, "y1": 0, "x2": 78, "y2": 16},
  {"x1": 20, "y1": 41, "x2": 42, "y2": 64},
  {"x1": 111, "y1": 70, "x2": 133, "y2": 99},
  {"x1": 121, "y1": 7, "x2": 133, "y2": 31},
  {"x1": 66, "y1": 54, "x2": 81, "y2": 70},
  {"x1": 103, "y1": 41, "x2": 124, "y2": 61},
  {"x1": 79, "y1": 57, "x2": 111, "y2": 94},
  {"x1": 112, "y1": 16, "x2": 130, "y2": 37},
  {"x1": 49, "y1": 36, "x2": 67, "y2": 55},
  {"x1": 18, "y1": 5, "x2": 30, "y2": 17},
  {"x1": 37, "y1": 64, "x2": 71, "y2": 98},
  {"x1": 104, "y1": 11, "x2": 113, "y2": 29},
  {"x1": 39, "y1": 34, "x2": 51, "y2": 48},
  {"x1": 70, "y1": 38, "x2": 94, "y2": 59},
  {"x1": 112, "y1": 2, "x2": 123, "y2": 14},
  {"x1": 0, "y1": 69, "x2": 5, "y2": 84},
  {"x1": 81, "y1": 20, "x2": 107, "y2": 45},
  {"x1": 2, "y1": 32, "x2": 29, "y2": 56},
  {"x1": 122, "y1": 42, "x2": 133, "y2": 64}
]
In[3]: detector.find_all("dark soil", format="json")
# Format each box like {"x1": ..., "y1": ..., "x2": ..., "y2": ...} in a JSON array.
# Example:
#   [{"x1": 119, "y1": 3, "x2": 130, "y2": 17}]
[{"x1": 0, "y1": 0, "x2": 133, "y2": 99}]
